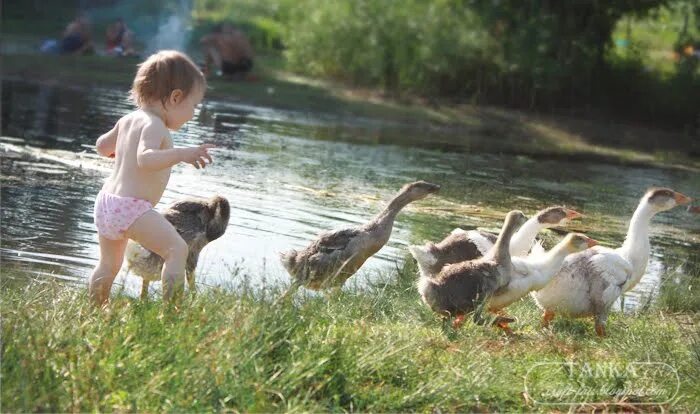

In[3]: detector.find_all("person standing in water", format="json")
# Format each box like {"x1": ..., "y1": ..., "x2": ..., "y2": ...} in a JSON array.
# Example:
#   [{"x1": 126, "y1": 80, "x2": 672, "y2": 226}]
[{"x1": 89, "y1": 50, "x2": 214, "y2": 305}]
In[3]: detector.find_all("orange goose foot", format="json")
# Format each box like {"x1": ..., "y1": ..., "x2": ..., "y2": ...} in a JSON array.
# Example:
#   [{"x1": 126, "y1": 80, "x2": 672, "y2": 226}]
[
  {"x1": 542, "y1": 310, "x2": 555, "y2": 329},
  {"x1": 452, "y1": 313, "x2": 466, "y2": 329}
]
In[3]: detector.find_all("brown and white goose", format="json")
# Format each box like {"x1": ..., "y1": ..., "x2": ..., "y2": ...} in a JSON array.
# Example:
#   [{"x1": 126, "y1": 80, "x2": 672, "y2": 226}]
[
  {"x1": 486, "y1": 233, "x2": 597, "y2": 332},
  {"x1": 280, "y1": 181, "x2": 440, "y2": 295},
  {"x1": 417, "y1": 210, "x2": 527, "y2": 328},
  {"x1": 125, "y1": 195, "x2": 230, "y2": 298},
  {"x1": 409, "y1": 206, "x2": 581, "y2": 277},
  {"x1": 532, "y1": 188, "x2": 691, "y2": 336}
]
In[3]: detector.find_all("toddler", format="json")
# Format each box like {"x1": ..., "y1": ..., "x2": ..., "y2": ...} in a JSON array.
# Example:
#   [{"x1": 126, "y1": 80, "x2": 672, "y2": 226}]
[{"x1": 89, "y1": 50, "x2": 214, "y2": 305}]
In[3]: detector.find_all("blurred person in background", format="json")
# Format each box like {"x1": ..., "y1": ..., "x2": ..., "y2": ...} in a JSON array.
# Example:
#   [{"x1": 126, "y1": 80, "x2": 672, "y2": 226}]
[
  {"x1": 105, "y1": 17, "x2": 136, "y2": 56},
  {"x1": 60, "y1": 14, "x2": 94, "y2": 55},
  {"x1": 40, "y1": 13, "x2": 94, "y2": 55},
  {"x1": 200, "y1": 23, "x2": 254, "y2": 79}
]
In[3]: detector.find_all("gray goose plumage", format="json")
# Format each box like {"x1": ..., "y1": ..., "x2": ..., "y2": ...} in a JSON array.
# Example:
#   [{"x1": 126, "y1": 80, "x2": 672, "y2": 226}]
[
  {"x1": 417, "y1": 210, "x2": 527, "y2": 328},
  {"x1": 280, "y1": 181, "x2": 440, "y2": 295},
  {"x1": 125, "y1": 195, "x2": 230, "y2": 298},
  {"x1": 409, "y1": 206, "x2": 581, "y2": 277}
]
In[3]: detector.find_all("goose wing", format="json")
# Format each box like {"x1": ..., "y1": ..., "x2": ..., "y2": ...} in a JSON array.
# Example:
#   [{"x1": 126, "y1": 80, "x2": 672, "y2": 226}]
[
  {"x1": 466, "y1": 230, "x2": 498, "y2": 256},
  {"x1": 301, "y1": 227, "x2": 363, "y2": 273},
  {"x1": 162, "y1": 200, "x2": 208, "y2": 243},
  {"x1": 510, "y1": 256, "x2": 533, "y2": 278},
  {"x1": 313, "y1": 228, "x2": 362, "y2": 254},
  {"x1": 585, "y1": 247, "x2": 633, "y2": 308},
  {"x1": 492, "y1": 256, "x2": 531, "y2": 297},
  {"x1": 589, "y1": 248, "x2": 633, "y2": 288},
  {"x1": 529, "y1": 239, "x2": 546, "y2": 257},
  {"x1": 288, "y1": 227, "x2": 364, "y2": 287}
]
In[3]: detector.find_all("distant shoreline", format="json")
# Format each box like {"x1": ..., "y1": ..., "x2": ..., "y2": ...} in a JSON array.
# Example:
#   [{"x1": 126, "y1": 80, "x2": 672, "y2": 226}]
[{"x1": 3, "y1": 53, "x2": 699, "y2": 171}]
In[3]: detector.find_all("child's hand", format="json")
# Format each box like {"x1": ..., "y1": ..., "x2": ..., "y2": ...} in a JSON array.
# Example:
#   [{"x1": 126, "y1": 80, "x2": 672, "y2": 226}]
[{"x1": 180, "y1": 144, "x2": 215, "y2": 169}]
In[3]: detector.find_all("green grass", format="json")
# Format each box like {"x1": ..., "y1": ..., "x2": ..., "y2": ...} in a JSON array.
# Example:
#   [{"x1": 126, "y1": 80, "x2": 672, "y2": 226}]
[
  {"x1": 2, "y1": 262, "x2": 699, "y2": 412},
  {"x1": 657, "y1": 264, "x2": 700, "y2": 313}
]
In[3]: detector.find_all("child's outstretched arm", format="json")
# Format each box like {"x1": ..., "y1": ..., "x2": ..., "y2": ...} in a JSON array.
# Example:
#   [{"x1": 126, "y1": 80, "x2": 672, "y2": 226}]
[
  {"x1": 137, "y1": 123, "x2": 215, "y2": 171},
  {"x1": 96, "y1": 123, "x2": 119, "y2": 157}
]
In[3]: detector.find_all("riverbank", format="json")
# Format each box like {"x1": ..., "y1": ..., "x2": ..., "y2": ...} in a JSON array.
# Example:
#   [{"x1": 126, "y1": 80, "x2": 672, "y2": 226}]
[
  {"x1": 2, "y1": 263, "x2": 698, "y2": 412},
  {"x1": 3, "y1": 53, "x2": 699, "y2": 171}
]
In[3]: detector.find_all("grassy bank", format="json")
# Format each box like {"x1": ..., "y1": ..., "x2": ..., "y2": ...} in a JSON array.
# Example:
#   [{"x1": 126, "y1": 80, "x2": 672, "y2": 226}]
[
  {"x1": 2, "y1": 262, "x2": 699, "y2": 412},
  {"x1": 3, "y1": 53, "x2": 699, "y2": 171}
]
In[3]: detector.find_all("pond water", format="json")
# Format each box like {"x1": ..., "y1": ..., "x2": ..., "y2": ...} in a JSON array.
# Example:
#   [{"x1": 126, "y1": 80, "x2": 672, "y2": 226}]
[{"x1": 2, "y1": 79, "x2": 698, "y2": 308}]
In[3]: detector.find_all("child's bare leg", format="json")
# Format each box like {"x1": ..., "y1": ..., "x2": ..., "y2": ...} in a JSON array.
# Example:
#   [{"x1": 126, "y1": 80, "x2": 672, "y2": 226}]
[
  {"x1": 88, "y1": 236, "x2": 128, "y2": 306},
  {"x1": 125, "y1": 210, "x2": 188, "y2": 302}
]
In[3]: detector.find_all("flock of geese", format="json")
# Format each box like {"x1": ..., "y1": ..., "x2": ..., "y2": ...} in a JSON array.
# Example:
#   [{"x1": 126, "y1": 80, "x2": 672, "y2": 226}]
[{"x1": 124, "y1": 182, "x2": 695, "y2": 337}]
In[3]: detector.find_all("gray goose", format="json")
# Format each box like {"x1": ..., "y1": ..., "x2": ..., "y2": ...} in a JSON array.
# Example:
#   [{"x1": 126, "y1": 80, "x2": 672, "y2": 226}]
[
  {"x1": 409, "y1": 206, "x2": 581, "y2": 278},
  {"x1": 280, "y1": 181, "x2": 440, "y2": 295},
  {"x1": 125, "y1": 195, "x2": 230, "y2": 298},
  {"x1": 417, "y1": 210, "x2": 527, "y2": 329}
]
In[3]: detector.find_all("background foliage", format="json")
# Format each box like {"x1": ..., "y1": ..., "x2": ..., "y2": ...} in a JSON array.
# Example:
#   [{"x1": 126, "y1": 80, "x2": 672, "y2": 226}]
[
  {"x1": 194, "y1": 0, "x2": 699, "y2": 131},
  {"x1": 3, "y1": 0, "x2": 699, "y2": 128}
]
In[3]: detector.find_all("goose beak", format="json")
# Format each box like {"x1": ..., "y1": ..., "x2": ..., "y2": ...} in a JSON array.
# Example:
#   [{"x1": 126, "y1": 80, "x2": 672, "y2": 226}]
[
  {"x1": 565, "y1": 209, "x2": 583, "y2": 220},
  {"x1": 586, "y1": 237, "x2": 599, "y2": 248},
  {"x1": 428, "y1": 183, "x2": 441, "y2": 193},
  {"x1": 674, "y1": 192, "x2": 692, "y2": 205}
]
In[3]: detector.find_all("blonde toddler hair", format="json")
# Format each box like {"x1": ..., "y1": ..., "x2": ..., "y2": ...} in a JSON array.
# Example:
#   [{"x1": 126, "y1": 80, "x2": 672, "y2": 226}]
[{"x1": 130, "y1": 50, "x2": 206, "y2": 107}]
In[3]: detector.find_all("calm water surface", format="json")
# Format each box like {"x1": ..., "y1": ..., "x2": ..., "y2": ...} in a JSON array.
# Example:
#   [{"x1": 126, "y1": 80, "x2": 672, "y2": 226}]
[{"x1": 2, "y1": 79, "x2": 698, "y2": 308}]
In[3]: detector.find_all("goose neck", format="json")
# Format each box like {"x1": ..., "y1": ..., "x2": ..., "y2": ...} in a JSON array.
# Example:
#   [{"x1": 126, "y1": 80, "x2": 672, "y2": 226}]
[
  {"x1": 375, "y1": 192, "x2": 411, "y2": 224},
  {"x1": 509, "y1": 217, "x2": 544, "y2": 256},
  {"x1": 620, "y1": 202, "x2": 653, "y2": 258}
]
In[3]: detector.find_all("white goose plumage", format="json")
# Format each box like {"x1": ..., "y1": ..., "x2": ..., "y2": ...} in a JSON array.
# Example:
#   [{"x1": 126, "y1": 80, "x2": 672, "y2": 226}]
[{"x1": 532, "y1": 187, "x2": 691, "y2": 336}]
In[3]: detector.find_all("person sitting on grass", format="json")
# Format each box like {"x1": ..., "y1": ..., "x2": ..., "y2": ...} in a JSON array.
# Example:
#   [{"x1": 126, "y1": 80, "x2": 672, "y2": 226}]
[
  {"x1": 105, "y1": 17, "x2": 136, "y2": 57},
  {"x1": 89, "y1": 50, "x2": 215, "y2": 306},
  {"x1": 200, "y1": 23, "x2": 254, "y2": 79},
  {"x1": 60, "y1": 14, "x2": 94, "y2": 55}
]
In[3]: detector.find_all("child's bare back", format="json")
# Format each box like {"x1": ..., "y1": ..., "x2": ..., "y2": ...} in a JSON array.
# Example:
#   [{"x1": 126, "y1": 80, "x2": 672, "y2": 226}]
[{"x1": 101, "y1": 111, "x2": 173, "y2": 205}]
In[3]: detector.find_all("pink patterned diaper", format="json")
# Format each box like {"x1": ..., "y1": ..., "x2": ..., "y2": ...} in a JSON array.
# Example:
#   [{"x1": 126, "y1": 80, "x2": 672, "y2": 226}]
[{"x1": 94, "y1": 191, "x2": 153, "y2": 240}]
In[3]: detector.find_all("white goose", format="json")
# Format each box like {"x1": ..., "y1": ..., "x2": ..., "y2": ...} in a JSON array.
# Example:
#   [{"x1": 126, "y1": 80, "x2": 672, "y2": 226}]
[
  {"x1": 488, "y1": 233, "x2": 597, "y2": 318},
  {"x1": 532, "y1": 188, "x2": 692, "y2": 336},
  {"x1": 409, "y1": 206, "x2": 581, "y2": 278}
]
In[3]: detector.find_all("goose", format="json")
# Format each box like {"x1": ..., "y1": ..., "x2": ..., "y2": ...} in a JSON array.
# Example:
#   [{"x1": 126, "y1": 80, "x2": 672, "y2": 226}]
[
  {"x1": 280, "y1": 181, "x2": 440, "y2": 295},
  {"x1": 487, "y1": 233, "x2": 597, "y2": 332},
  {"x1": 417, "y1": 210, "x2": 527, "y2": 329},
  {"x1": 532, "y1": 188, "x2": 691, "y2": 336},
  {"x1": 125, "y1": 195, "x2": 230, "y2": 298},
  {"x1": 409, "y1": 206, "x2": 581, "y2": 277}
]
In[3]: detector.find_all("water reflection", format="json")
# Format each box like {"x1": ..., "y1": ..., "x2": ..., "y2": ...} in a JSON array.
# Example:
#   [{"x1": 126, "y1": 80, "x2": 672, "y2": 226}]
[{"x1": 1, "y1": 79, "x2": 698, "y2": 310}]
